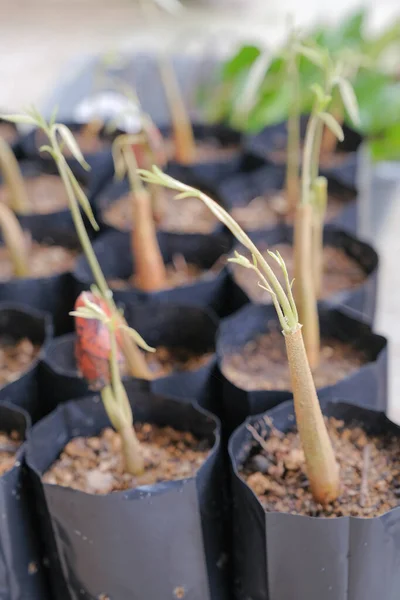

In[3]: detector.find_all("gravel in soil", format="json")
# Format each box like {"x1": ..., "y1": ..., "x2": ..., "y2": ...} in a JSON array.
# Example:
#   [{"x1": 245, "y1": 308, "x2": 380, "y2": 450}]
[
  {"x1": 0, "y1": 337, "x2": 41, "y2": 387},
  {"x1": 241, "y1": 416, "x2": 400, "y2": 517},
  {"x1": 102, "y1": 188, "x2": 218, "y2": 234},
  {"x1": 43, "y1": 423, "x2": 211, "y2": 494},
  {"x1": 0, "y1": 173, "x2": 71, "y2": 214},
  {"x1": 0, "y1": 431, "x2": 22, "y2": 476},
  {"x1": 222, "y1": 328, "x2": 366, "y2": 391},
  {"x1": 0, "y1": 238, "x2": 77, "y2": 282},
  {"x1": 231, "y1": 189, "x2": 351, "y2": 232},
  {"x1": 232, "y1": 243, "x2": 366, "y2": 303}
]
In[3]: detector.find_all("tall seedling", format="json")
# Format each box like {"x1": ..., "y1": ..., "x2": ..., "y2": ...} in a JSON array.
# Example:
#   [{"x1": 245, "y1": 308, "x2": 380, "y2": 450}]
[
  {"x1": 140, "y1": 166, "x2": 340, "y2": 505},
  {"x1": 112, "y1": 133, "x2": 167, "y2": 291},
  {"x1": 294, "y1": 54, "x2": 360, "y2": 369},
  {"x1": 139, "y1": 0, "x2": 197, "y2": 164},
  {"x1": 72, "y1": 291, "x2": 153, "y2": 475},
  {"x1": 0, "y1": 138, "x2": 31, "y2": 214},
  {"x1": 2, "y1": 109, "x2": 154, "y2": 381}
]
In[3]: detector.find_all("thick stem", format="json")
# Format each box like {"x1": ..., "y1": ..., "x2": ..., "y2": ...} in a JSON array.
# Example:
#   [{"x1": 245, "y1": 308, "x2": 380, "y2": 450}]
[
  {"x1": 293, "y1": 203, "x2": 320, "y2": 369},
  {"x1": 301, "y1": 113, "x2": 319, "y2": 206},
  {"x1": 0, "y1": 203, "x2": 29, "y2": 277},
  {"x1": 123, "y1": 145, "x2": 167, "y2": 291},
  {"x1": 284, "y1": 327, "x2": 340, "y2": 505},
  {"x1": 157, "y1": 56, "x2": 196, "y2": 165},
  {"x1": 312, "y1": 177, "x2": 327, "y2": 298},
  {"x1": 131, "y1": 188, "x2": 167, "y2": 291},
  {"x1": 120, "y1": 423, "x2": 145, "y2": 476},
  {"x1": 0, "y1": 138, "x2": 30, "y2": 214},
  {"x1": 285, "y1": 57, "x2": 301, "y2": 215}
]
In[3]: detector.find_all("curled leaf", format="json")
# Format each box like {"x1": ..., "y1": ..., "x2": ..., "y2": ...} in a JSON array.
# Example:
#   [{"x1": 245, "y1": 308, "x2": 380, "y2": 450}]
[
  {"x1": 318, "y1": 112, "x2": 344, "y2": 141},
  {"x1": 55, "y1": 124, "x2": 90, "y2": 171}
]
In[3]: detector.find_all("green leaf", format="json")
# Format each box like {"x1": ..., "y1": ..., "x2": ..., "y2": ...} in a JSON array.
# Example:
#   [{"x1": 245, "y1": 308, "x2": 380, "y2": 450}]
[
  {"x1": 318, "y1": 112, "x2": 344, "y2": 141},
  {"x1": 337, "y1": 77, "x2": 360, "y2": 125},
  {"x1": 297, "y1": 44, "x2": 326, "y2": 68},
  {"x1": 221, "y1": 45, "x2": 261, "y2": 80},
  {"x1": 0, "y1": 114, "x2": 37, "y2": 126},
  {"x1": 368, "y1": 123, "x2": 400, "y2": 161},
  {"x1": 55, "y1": 124, "x2": 90, "y2": 171}
]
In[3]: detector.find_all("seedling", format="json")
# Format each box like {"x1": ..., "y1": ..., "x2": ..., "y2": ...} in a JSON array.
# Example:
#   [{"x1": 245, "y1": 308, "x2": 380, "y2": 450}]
[
  {"x1": 0, "y1": 203, "x2": 29, "y2": 278},
  {"x1": 112, "y1": 133, "x2": 167, "y2": 291},
  {"x1": 139, "y1": 0, "x2": 197, "y2": 164},
  {"x1": 2, "y1": 109, "x2": 154, "y2": 381},
  {"x1": 72, "y1": 290, "x2": 154, "y2": 475},
  {"x1": 139, "y1": 166, "x2": 340, "y2": 504},
  {"x1": 0, "y1": 138, "x2": 30, "y2": 214}
]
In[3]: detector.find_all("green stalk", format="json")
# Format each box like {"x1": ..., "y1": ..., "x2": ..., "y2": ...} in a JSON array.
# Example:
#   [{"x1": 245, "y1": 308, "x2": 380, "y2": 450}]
[
  {"x1": 0, "y1": 138, "x2": 30, "y2": 214},
  {"x1": 0, "y1": 203, "x2": 29, "y2": 277},
  {"x1": 285, "y1": 54, "x2": 301, "y2": 215}
]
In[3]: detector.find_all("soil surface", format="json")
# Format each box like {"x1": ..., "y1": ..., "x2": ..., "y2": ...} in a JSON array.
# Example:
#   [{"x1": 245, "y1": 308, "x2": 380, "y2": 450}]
[
  {"x1": 43, "y1": 423, "x2": 210, "y2": 494},
  {"x1": 102, "y1": 187, "x2": 218, "y2": 234},
  {"x1": 145, "y1": 346, "x2": 214, "y2": 377},
  {"x1": 231, "y1": 189, "x2": 351, "y2": 232},
  {"x1": 0, "y1": 337, "x2": 41, "y2": 387},
  {"x1": 232, "y1": 243, "x2": 366, "y2": 303},
  {"x1": 0, "y1": 238, "x2": 77, "y2": 282},
  {"x1": 166, "y1": 137, "x2": 239, "y2": 165},
  {"x1": 0, "y1": 122, "x2": 18, "y2": 145},
  {"x1": 0, "y1": 173, "x2": 70, "y2": 214},
  {"x1": 108, "y1": 254, "x2": 223, "y2": 291},
  {"x1": 241, "y1": 416, "x2": 400, "y2": 517},
  {"x1": 0, "y1": 431, "x2": 22, "y2": 475},
  {"x1": 270, "y1": 147, "x2": 352, "y2": 169},
  {"x1": 222, "y1": 328, "x2": 366, "y2": 391}
]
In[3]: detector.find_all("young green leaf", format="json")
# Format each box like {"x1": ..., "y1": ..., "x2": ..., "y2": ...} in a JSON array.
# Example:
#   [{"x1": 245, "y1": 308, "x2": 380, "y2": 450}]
[
  {"x1": 54, "y1": 124, "x2": 91, "y2": 171},
  {"x1": 0, "y1": 114, "x2": 37, "y2": 126},
  {"x1": 318, "y1": 112, "x2": 344, "y2": 141},
  {"x1": 337, "y1": 76, "x2": 360, "y2": 125}
]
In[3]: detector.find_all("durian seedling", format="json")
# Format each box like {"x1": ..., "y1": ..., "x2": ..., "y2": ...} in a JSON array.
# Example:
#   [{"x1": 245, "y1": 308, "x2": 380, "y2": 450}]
[
  {"x1": 72, "y1": 290, "x2": 154, "y2": 475},
  {"x1": 139, "y1": 166, "x2": 340, "y2": 505}
]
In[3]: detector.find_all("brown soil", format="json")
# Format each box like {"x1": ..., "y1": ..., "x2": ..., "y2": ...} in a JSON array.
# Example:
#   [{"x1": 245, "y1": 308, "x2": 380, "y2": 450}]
[
  {"x1": 108, "y1": 255, "x2": 222, "y2": 291},
  {"x1": 222, "y1": 328, "x2": 366, "y2": 391},
  {"x1": 231, "y1": 190, "x2": 350, "y2": 232},
  {"x1": 232, "y1": 243, "x2": 366, "y2": 303},
  {"x1": 166, "y1": 136, "x2": 239, "y2": 165},
  {"x1": 0, "y1": 238, "x2": 77, "y2": 282},
  {"x1": 0, "y1": 337, "x2": 41, "y2": 387},
  {"x1": 35, "y1": 128, "x2": 107, "y2": 157},
  {"x1": 0, "y1": 431, "x2": 22, "y2": 475},
  {"x1": 42, "y1": 423, "x2": 210, "y2": 494},
  {"x1": 0, "y1": 122, "x2": 18, "y2": 145},
  {"x1": 0, "y1": 173, "x2": 70, "y2": 214},
  {"x1": 145, "y1": 346, "x2": 213, "y2": 377},
  {"x1": 241, "y1": 416, "x2": 400, "y2": 517},
  {"x1": 102, "y1": 187, "x2": 218, "y2": 234}
]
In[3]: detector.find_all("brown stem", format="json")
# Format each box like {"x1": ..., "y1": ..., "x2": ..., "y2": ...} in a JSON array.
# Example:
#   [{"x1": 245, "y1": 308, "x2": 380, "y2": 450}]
[
  {"x1": 81, "y1": 119, "x2": 104, "y2": 140},
  {"x1": 120, "y1": 423, "x2": 145, "y2": 476},
  {"x1": 0, "y1": 138, "x2": 30, "y2": 214},
  {"x1": 0, "y1": 203, "x2": 29, "y2": 277},
  {"x1": 284, "y1": 326, "x2": 340, "y2": 504},
  {"x1": 293, "y1": 203, "x2": 320, "y2": 369},
  {"x1": 119, "y1": 328, "x2": 154, "y2": 381},
  {"x1": 157, "y1": 56, "x2": 196, "y2": 165},
  {"x1": 122, "y1": 145, "x2": 167, "y2": 291}
]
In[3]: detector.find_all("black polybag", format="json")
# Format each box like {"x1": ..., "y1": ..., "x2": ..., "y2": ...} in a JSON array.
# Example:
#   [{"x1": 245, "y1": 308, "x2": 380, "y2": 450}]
[
  {"x1": 26, "y1": 384, "x2": 230, "y2": 600},
  {"x1": 217, "y1": 303, "x2": 387, "y2": 434},
  {"x1": 229, "y1": 399, "x2": 400, "y2": 600},
  {"x1": 0, "y1": 220, "x2": 80, "y2": 334},
  {"x1": 73, "y1": 229, "x2": 233, "y2": 317},
  {"x1": 227, "y1": 225, "x2": 379, "y2": 324},
  {"x1": 0, "y1": 304, "x2": 52, "y2": 422},
  {"x1": 216, "y1": 164, "x2": 358, "y2": 234},
  {"x1": 0, "y1": 403, "x2": 50, "y2": 599},
  {"x1": 244, "y1": 117, "x2": 362, "y2": 189},
  {"x1": 39, "y1": 302, "x2": 220, "y2": 416}
]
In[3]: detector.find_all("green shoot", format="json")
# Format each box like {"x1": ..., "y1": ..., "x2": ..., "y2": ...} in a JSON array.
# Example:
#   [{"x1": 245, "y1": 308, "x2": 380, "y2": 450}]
[
  {"x1": 0, "y1": 138, "x2": 30, "y2": 214},
  {"x1": 0, "y1": 203, "x2": 29, "y2": 278}
]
